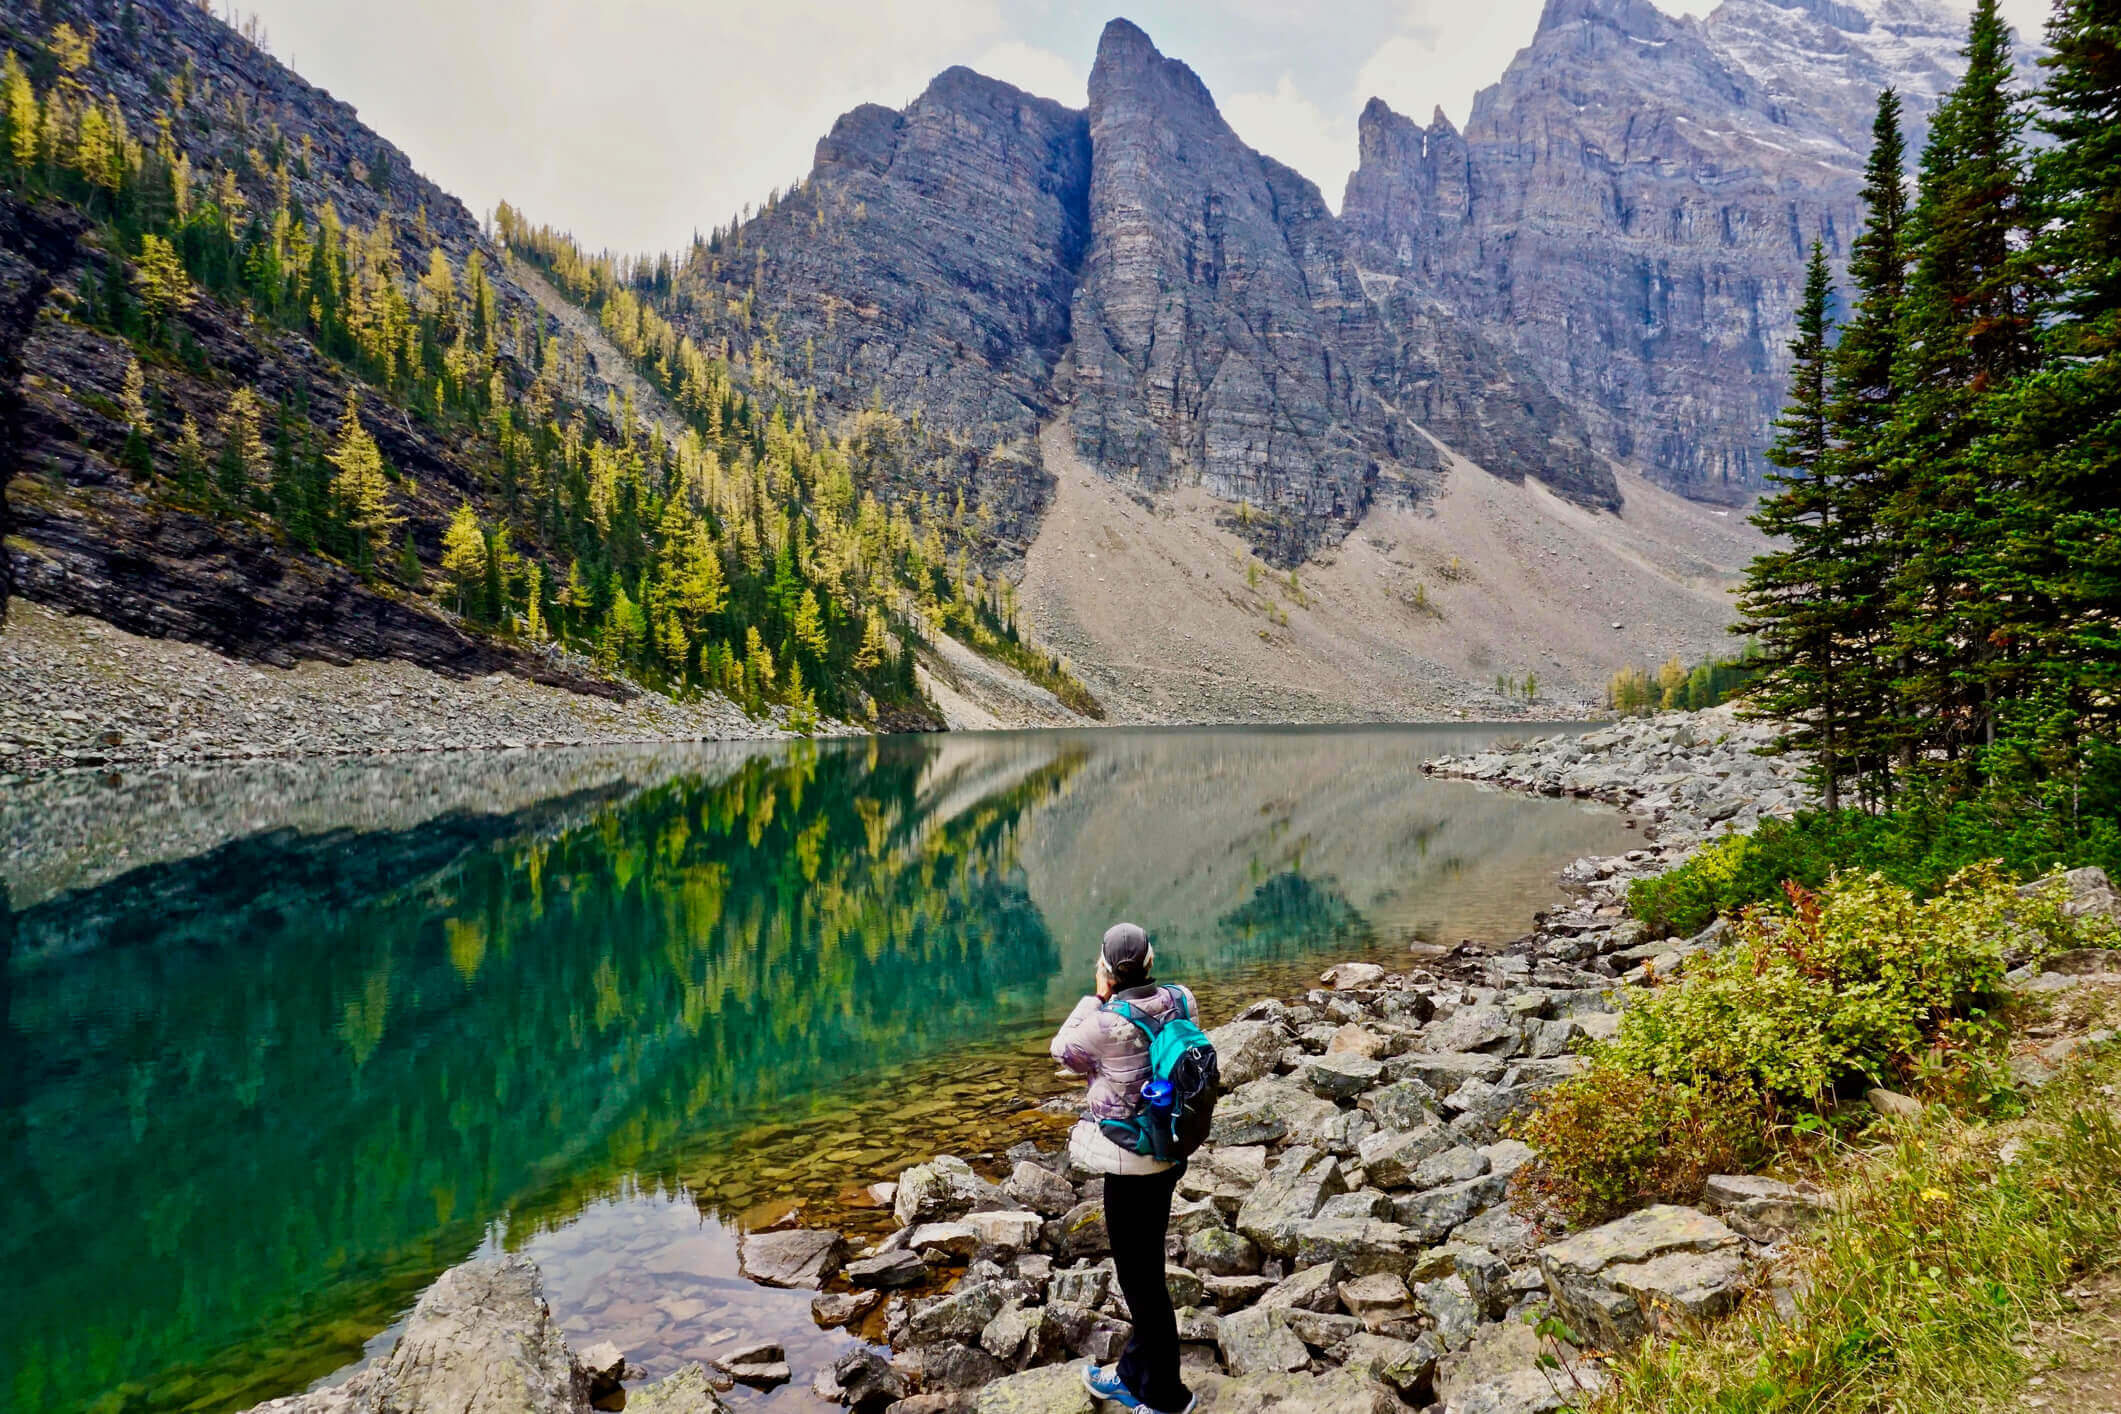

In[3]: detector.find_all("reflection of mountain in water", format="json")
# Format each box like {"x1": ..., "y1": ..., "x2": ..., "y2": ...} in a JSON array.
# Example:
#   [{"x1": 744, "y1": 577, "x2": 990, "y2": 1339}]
[
  {"x1": 1217, "y1": 871, "x2": 1375, "y2": 963},
  {"x1": 0, "y1": 739, "x2": 1080, "y2": 1414}
]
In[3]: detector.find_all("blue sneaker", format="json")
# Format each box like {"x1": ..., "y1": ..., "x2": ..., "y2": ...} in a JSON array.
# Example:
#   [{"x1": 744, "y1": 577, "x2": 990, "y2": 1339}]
[{"x1": 1081, "y1": 1364, "x2": 1142, "y2": 1409}]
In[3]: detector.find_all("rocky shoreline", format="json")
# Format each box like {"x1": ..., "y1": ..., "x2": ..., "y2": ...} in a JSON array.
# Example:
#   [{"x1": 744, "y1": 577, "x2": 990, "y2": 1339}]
[{"x1": 0, "y1": 601, "x2": 843, "y2": 782}]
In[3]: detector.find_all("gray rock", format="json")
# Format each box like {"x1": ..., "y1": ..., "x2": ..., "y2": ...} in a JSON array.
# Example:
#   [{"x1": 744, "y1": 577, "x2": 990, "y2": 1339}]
[
  {"x1": 908, "y1": 1222, "x2": 982, "y2": 1262},
  {"x1": 1053, "y1": 1200, "x2": 1109, "y2": 1258},
  {"x1": 894, "y1": 1155, "x2": 1003, "y2": 1227},
  {"x1": 1428, "y1": 1006, "x2": 1518, "y2": 1055},
  {"x1": 1394, "y1": 1173, "x2": 1508, "y2": 1243},
  {"x1": 1413, "y1": 1274, "x2": 1483, "y2": 1349},
  {"x1": 1291, "y1": 1217, "x2": 1422, "y2": 1277},
  {"x1": 965, "y1": 1210, "x2": 1044, "y2": 1253},
  {"x1": 1341, "y1": 1331, "x2": 1445, "y2": 1396},
  {"x1": 972, "y1": 1361, "x2": 1094, "y2": 1414},
  {"x1": 1305, "y1": 1052, "x2": 1385, "y2": 1099},
  {"x1": 1004, "y1": 1160, "x2": 1079, "y2": 1217},
  {"x1": 1235, "y1": 1147, "x2": 1347, "y2": 1255},
  {"x1": 1357, "y1": 1122, "x2": 1457, "y2": 1189},
  {"x1": 1208, "y1": 1021, "x2": 1289, "y2": 1090},
  {"x1": 1317, "y1": 1189, "x2": 1395, "y2": 1222},
  {"x1": 1256, "y1": 1261, "x2": 1345, "y2": 1313},
  {"x1": 1216, "y1": 1305, "x2": 1310, "y2": 1376},
  {"x1": 845, "y1": 1250, "x2": 928, "y2": 1288},
  {"x1": 1322, "y1": 962, "x2": 1388, "y2": 989},
  {"x1": 738, "y1": 1227, "x2": 845, "y2": 1289},
  {"x1": 1363, "y1": 1077, "x2": 1442, "y2": 1131},
  {"x1": 1700, "y1": 1174, "x2": 1832, "y2": 1241},
  {"x1": 1866, "y1": 1088, "x2": 1923, "y2": 1120},
  {"x1": 1184, "y1": 1227, "x2": 1261, "y2": 1276},
  {"x1": 1538, "y1": 1204, "x2": 1744, "y2": 1345},
  {"x1": 626, "y1": 1364, "x2": 729, "y2": 1414},
  {"x1": 1197, "y1": 1369, "x2": 1404, "y2": 1412},
  {"x1": 1389, "y1": 1052, "x2": 1507, "y2": 1097},
  {"x1": 1047, "y1": 1263, "x2": 1112, "y2": 1310},
  {"x1": 1211, "y1": 1078, "x2": 1339, "y2": 1147},
  {"x1": 821, "y1": 1349, "x2": 905, "y2": 1411},
  {"x1": 1338, "y1": 1271, "x2": 1413, "y2": 1320},
  {"x1": 241, "y1": 1257, "x2": 590, "y2": 1414},
  {"x1": 1410, "y1": 1145, "x2": 1492, "y2": 1191},
  {"x1": 908, "y1": 1281, "x2": 1011, "y2": 1346}
]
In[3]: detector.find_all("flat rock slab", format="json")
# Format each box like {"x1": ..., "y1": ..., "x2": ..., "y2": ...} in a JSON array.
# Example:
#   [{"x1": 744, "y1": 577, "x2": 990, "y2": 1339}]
[
  {"x1": 972, "y1": 1362, "x2": 1095, "y2": 1414},
  {"x1": 737, "y1": 1227, "x2": 844, "y2": 1289},
  {"x1": 1539, "y1": 1205, "x2": 1743, "y2": 1345}
]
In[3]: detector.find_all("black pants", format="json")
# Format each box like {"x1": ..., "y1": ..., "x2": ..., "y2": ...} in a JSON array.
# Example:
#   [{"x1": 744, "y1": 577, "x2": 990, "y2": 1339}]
[{"x1": 1106, "y1": 1161, "x2": 1191, "y2": 1411}]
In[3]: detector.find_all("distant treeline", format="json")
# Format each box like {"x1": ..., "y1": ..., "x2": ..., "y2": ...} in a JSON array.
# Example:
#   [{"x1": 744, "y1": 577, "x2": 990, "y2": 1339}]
[{"x1": 1606, "y1": 649, "x2": 1760, "y2": 716}]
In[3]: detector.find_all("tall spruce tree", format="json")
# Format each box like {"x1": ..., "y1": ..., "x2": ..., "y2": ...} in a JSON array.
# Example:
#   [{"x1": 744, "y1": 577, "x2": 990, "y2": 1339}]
[
  {"x1": 1990, "y1": 0, "x2": 2121, "y2": 794},
  {"x1": 1739, "y1": 244, "x2": 1854, "y2": 810},
  {"x1": 1883, "y1": 0, "x2": 2037, "y2": 781},
  {"x1": 1828, "y1": 89, "x2": 1913, "y2": 805}
]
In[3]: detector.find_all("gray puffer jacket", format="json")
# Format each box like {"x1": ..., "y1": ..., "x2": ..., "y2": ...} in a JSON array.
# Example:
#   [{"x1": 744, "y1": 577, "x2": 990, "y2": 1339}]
[{"x1": 1049, "y1": 982, "x2": 1200, "y2": 1176}]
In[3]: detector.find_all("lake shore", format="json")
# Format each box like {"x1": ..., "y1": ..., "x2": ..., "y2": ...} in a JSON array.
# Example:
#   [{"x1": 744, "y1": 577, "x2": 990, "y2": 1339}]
[{"x1": 254, "y1": 711, "x2": 1813, "y2": 1414}]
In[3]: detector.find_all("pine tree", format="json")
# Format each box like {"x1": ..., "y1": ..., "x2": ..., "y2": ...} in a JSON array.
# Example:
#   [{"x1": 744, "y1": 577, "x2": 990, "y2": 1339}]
[
  {"x1": 327, "y1": 393, "x2": 401, "y2": 570},
  {"x1": 1738, "y1": 243, "x2": 1854, "y2": 810},
  {"x1": 524, "y1": 561, "x2": 547, "y2": 641},
  {"x1": 132, "y1": 233, "x2": 192, "y2": 337},
  {"x1": 173, "y1": 415, "x2": 209, "y2": 497},
  {"x1": 215, "y1": 386, "x2": 269, "y2": 504},
  {"x1": 439, "y1": 502, "x2": 487, "y2": 617},
  {"x1": 1884, "y1": 0, "x2": 2038, "y2": 778},
  {"x1": 1989, "y1": 0, "x2": 2121, "y2": 788},
  {"x1": 1, "y1": 53, "x2": 36, "y2": 173},
  {"x1": 1826, "y1": 89, "x2": 1913, "y2": 804}
]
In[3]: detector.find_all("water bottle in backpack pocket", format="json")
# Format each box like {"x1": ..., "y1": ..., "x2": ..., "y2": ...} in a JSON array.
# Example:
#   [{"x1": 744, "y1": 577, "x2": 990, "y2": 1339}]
[{"x1": 1096, "y1": 989, "x2": 1221, "y2": 1162}]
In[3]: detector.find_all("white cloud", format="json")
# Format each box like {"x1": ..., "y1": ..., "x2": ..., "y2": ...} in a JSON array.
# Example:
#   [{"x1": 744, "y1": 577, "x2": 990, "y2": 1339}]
[
  {"x1": 1221, "y1": 75, "x2": 1357, "y2": 207},
  {"x1": 969, "y1": 40, "x2": 1087, "y2": 106}
]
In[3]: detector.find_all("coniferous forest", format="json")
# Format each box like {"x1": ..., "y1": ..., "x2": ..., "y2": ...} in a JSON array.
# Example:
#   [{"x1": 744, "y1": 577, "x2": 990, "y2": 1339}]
[{"x1": 1739, "y1": 0, "x2": 2120, "y2": 864}]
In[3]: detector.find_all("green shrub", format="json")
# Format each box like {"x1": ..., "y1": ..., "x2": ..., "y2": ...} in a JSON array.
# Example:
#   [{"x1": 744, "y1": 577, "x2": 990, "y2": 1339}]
[
  {"x1": 1627, "y1": 800, "x2": 2121, "y2": 938},
  {"x1": 1509, "y1": 1069, "x2": 1767, "y2": 1225},
  {"x1": 1610, "y1": 865, "x2": 2085, "y2": 1106}
]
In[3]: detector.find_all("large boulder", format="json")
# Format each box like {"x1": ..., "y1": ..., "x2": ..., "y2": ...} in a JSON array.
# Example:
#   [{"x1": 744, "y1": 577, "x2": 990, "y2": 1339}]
[
  {"x1": 1208, "y1": 1020, "x2": 1288, "y2": 1089},
  {"x1": 1216, "y1": 1305, "x2": 1310, "y2": 1375},
  {"x1": 894, "y1": 1155, "x2": 1004, "y2": 1226},
  {"x1": 1538, "y1": 1205, "x2": 1746, "y2": 1345},
  {"x1": 1700, "y1": 1174, "x2": 1833, "y2": 1242},
  {"x1": 626, "y1": 1364, "x2": 728, "y2": 1414},
  {"x1": 1210, "y1": 1078, "x2": 1338, "y2": 1146},
  {"x1": 1004, "y1": 1160, "x2": 1080, "y2": 1217},
  {"x1": 1235, "y1": 1147, "x2": 1347, "y2": 1255},
  {"x1": 1389, "y1": 1052, "x2": 1507, "y2": 1098},
  {"x1": 1426, "y1": 1006, "x2": 1519, "y2": 1055},
  {"x1": 1184, "y1": 1369, "x2": 1401, "y2": 1413},
  {"x1": 972, "y1": 1362, "x2": 1095, "y2": 1414},
  {"x1": 1322, "y1": 961, "x2": 1389, "y2": 989},
  {"x1": 2021, "y1": 866, "x2": 2121, "y2": 921},
  {"x1": 243, "y1": 1257, "x2": 590, "y2": 1414},
  {"x1": 1304, "y1": 1052, "x2": 1385, "y2": 1100},
  {"x1": 737, "y1": 1227, "x2": 845, "y2": 1289},
  {"x1": 1357, "y1": 1122, "x2": 1457, "y2": 1189},
  {"x1": 1291, "y1": 1217, "x2": 1422, "y2": 1277},
  {"x1": 1394, "y1": 1173, "x2": 1509, "y2": 1243}
]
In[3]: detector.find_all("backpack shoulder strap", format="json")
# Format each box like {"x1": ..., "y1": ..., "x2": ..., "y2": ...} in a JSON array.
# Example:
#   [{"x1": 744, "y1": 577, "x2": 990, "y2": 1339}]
[{"x1": 1100, "y1": 997, "x2": 1160, "y2": 1046}]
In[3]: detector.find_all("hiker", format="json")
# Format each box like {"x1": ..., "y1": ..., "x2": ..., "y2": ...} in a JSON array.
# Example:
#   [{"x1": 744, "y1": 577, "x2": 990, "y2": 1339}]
[{"x1": 1050, "y1": 923, "x2": 1200, "y2": 1414}]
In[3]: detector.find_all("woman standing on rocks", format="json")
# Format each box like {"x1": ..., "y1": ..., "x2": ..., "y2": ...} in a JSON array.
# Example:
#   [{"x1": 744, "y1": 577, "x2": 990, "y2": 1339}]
[{"x1": 1050, "y1": 923, "x2": 1199, "y2": 1414}]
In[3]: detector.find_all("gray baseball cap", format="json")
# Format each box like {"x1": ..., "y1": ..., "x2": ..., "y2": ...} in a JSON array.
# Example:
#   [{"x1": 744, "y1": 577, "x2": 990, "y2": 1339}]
[{"x1": 1101, "y1": 922, "x2": 1151, "y2": 974}]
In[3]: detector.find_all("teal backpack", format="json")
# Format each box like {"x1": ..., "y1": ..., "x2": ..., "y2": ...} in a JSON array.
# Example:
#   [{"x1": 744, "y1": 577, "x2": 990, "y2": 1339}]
[{"x1": 1096, "y1": 988, "x2": 1222, "y2": 1163}]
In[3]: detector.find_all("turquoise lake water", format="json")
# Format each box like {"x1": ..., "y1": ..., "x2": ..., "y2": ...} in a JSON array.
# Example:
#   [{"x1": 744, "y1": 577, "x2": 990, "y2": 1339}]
[{"x1": 0, "y1": 724, "x2": 1631, "y2": 1413}]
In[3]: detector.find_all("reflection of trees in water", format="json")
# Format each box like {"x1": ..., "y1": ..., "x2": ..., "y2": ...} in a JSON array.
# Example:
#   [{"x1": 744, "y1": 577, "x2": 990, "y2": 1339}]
[
  {"x1": 1210, "y1": 870, "x2": 1376, "y2": 963},
  {"x1": 0, "y1": 740, "x2": 1081, "y2": 1414}
]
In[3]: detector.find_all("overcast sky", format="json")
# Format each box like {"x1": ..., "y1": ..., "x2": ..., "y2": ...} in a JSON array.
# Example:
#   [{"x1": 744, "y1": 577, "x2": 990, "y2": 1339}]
[{"x1": 234, "y1": 0, "x2": 2053, "y2": 257}]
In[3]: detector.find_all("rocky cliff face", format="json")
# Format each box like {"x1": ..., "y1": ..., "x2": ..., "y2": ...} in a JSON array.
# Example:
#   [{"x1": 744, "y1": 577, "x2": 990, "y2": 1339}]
[
  {"x1": 693, "y1": 19, "x2": 1618, "y2": 568},
  {"x1": 667, "y1": 67, "x2": 1091, "y2": 560},
  {"x1": 1065, "y1": 20, "x2": 1403, "y2": 561},
  {"x1": 1342, "y1": 0, "x2": 2018, "y2": 502}
]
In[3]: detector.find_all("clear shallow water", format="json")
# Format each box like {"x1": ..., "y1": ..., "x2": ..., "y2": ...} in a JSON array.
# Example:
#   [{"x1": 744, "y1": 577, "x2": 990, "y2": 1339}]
[{"x1": 0, "y1": 725, "x2": 1630, "y2": 1414}]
